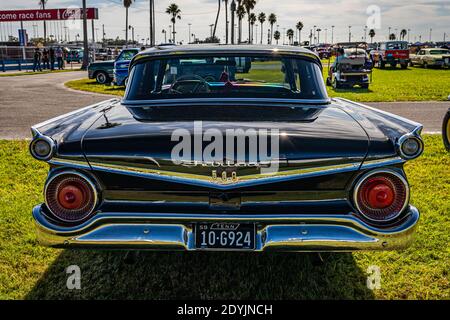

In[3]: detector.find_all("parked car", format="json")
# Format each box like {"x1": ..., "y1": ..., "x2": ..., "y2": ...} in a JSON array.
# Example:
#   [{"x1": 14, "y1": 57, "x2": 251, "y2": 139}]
[
  {"x1": 370, "y1": 41, "x2": 410, "y2": 69},
  {"x1": 410, "y1": 48, "x2": 450, "y2": 68},
  {"x1": 444, "y1": 109, "x2": 450, "y2": 151},
  {"x1": 29, "y1": 45, "x2": 423, "y2": 252},
  {"x1": 66, "y1": 48, "x2": 84, "y2": 63},
  {"x1": 113, "y1": 48, "x2": 140, "y2": 86},
  {"x1": 326, "y1": 48, "x2": 372, "y2": 89},
  {"x1": 88, "y1": 60, "x2": 115, "y2": 84}
]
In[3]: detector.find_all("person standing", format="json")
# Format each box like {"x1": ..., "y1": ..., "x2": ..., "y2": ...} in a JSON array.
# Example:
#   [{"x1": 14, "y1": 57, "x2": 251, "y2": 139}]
[
  {"x1": 32, "y1": 48, "x2": 42, "y2": 72},
  {"x1": 42, "y1": 48, "x2": 50, "y2": 70},
  {"x1": 55, "y1": 47, "x2": 64, "y2": 70},
  {"x1": 49, "y1": 47, "x2": 55, "y2": 70}
]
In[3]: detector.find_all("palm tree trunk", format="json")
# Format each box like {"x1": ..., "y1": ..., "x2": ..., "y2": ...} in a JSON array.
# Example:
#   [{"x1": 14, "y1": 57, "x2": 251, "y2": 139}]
[
  {"x1": 173, "y1": 22, "x2": 176, "y2": 43},
  {"x1": 270, "y1": 24, "x2": 273, "y2": 44},
  {"x1": 260, "y1": 22, "x2": 263, "y2": 44},
  {"x1": 125, "y1": 7, "x2": 129, "y2": 44},
  {"x1": 225, "y1": 1, "x2": 228, "y2": 44},
  {"x1": 213, "y1": 0, "x2": 220, "y2": 38},
  {"x1": 248, "y1": 18, "x2": 251, "y2": 44}
]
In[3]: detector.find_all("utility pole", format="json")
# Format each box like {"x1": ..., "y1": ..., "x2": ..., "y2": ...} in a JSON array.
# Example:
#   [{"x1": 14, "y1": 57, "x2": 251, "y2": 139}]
[
  {"x1": 429, "y1": 28, "x2": 432, "y2": 42},
  {"x1": 348, "y1": 25, "x2": 352, "y2": 42},
  {"x1": 364, "y1": 25, "x2": 367, "y2": 42},
  {"x1": 209, "y1": 24, "x2": 214, "y2": 38},
  {"x1": 313, "y1": 25, "x2": 316, "y2": 44},
  {"x1": 81, "y1": 0, "x2": 89, "y2": 70},
  {"x1": 230, "y1": 0, "x2": 236, "y2": 44},
  {"x1": 408, "y1": 28, "x2": 411, "y2": 43},
  {"x1": 102, "y1": 24, "x2": 105, "y2": 43},
  {"x1": 388, "y1": 26, "x2": 391, "y2": 39}
]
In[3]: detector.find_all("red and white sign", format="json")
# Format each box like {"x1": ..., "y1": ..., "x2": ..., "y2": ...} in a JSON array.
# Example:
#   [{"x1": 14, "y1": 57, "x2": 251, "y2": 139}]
[{"x1": 0, "y1": 8, "x2": 98, "y2": 22}]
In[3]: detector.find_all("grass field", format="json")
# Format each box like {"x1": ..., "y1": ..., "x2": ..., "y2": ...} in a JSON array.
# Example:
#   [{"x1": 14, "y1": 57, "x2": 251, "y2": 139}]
[
  {"x1": 0, "y1": 136, "x2": 448, "y2": 299},
  {"x1": 65, "y1": 64, "x2": 450, "y2": 102}
]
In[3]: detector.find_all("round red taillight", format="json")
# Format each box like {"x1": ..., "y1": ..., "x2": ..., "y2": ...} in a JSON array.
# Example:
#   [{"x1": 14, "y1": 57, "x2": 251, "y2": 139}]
[
  {"x1": 45, "y1": 172, "x2": 98, "y2": 222},
  {"x1": 354, "y1": 170, "x2": 409, "y2": 222}
]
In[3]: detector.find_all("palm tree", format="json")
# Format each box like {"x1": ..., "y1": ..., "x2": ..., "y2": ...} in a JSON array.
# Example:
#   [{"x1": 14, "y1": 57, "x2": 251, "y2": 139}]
[
  {"x1": 224, "y1": 0, "x2": 229, "y2": 44},
  {"x1": 249, "y1": 13, "x2": 257, "y2": 43},
  {"x1": 166, "y1": 3, "x2": 181, "y2": 43},
  {"x1": 389, "y1": 33, "x2": 396, "y2": 40},
  {"x1": 296, "y1": 21, "x2": 304, "y2": 44},
  {"x1": 236, "y1": 4, "x2": 246, "y2": 43},
  {"x1": 274, "y1": 30, "x2": 280, "y2": 45},
  {"x1": 38, "y1": 0, "x2": 48, "y2": 43},
  {"x1": 258, "y1": 13, "x2": 266, "y2": 44},
  {"x1": 243, "y1": 0, "x2": 256, "y2": 44},
  {"x1": 287, "y1": 28, "x2": 294, "y2": 45},
  {"x1": 400, "y1": 29, "x2": 407, "y2": 40},
  {"x1": 212, "y1": 0, "x2": 221, "y2": 39},
  {"x1": 123, "y1": 0, "x2": 133, "y2": 44},
  {"x1": 369, "y1": 29, "x2": 376, "y2": 43},
  {"x1": 268, "y1": 13, "x2": 277, "y2": 44}
]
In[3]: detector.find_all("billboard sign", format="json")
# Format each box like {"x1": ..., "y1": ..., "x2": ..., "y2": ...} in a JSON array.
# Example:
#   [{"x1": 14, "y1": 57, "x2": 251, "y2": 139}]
[{"x1": 0, "y1": 8, "x2": 98, "y2": 22}]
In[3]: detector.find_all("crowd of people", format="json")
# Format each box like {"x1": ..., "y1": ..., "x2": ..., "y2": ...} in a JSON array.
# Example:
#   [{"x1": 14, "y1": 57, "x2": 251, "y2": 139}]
[{"x1": 32, "y1": 47, "x2": 66, "y2": 72}]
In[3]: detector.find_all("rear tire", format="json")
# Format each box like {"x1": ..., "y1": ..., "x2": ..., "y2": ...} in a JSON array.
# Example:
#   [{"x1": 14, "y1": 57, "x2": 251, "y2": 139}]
[
  {"x1": 379, "y1": 60, "x2": 385, "y2": 69},
  {"x1": 391, "y1": 62, "x2": 397, "y2": 68},
  {"x1": 423, "y1": 62, "x2": 428, "y2": 68},
  {"x1": 361, "y1": 83, "x2": 369, "y2": 89},
  {"x1": 443, "y1": 109, "x2": 450, "y2": 151},
  {"x1": 401, "y1": 63, "x2": 408, "y2": 69}
]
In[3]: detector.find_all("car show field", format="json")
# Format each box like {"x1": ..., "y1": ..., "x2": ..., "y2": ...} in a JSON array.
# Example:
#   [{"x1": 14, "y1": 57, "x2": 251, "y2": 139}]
[
  {"x1": 0, "y1": 135, "x2": 448, "y2": 299},
  {"x1": 65, "y1": 63, "x2": 450, "y2": 102}
]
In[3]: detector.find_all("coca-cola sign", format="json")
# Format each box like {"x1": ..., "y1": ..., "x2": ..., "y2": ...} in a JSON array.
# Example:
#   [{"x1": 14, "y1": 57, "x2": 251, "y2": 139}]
[{"x1": 0, "y1": 8, "x2": 98, "y2": 22}]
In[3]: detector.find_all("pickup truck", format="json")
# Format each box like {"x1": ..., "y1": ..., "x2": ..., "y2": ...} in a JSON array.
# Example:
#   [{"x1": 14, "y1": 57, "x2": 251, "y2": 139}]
[{"x1": 370, "y1": 41, "x2": 410, "y2": 69}]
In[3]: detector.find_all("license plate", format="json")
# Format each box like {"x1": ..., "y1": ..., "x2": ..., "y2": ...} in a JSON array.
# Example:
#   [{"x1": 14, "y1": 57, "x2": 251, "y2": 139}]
[{"x1": 195, "y1": 222, "x2": 256, "y2": 250}]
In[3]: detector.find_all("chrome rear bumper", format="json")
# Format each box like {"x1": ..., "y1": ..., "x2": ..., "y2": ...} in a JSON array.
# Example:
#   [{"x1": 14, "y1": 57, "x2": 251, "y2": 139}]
[{"x1": 32, "y1": 205, "x2": 420, "y2": 252}]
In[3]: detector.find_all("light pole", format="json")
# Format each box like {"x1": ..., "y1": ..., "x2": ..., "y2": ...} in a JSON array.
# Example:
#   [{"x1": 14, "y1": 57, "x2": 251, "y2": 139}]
[
  {"x1": 331, "y1": 25, "x2": 334, "y2": 44},
  {"x1": 324, "y1": 28, "x2": 328, "y2": 44},
  {"x1": 364, "y1": 25, "x2": 367, "y2": 42},
  {"x1": 162, "y1": 29, "x2": 167, "y2": 43},
  {"x1": 388, "y1": 26, "x2": 391, "y2": 39},
  {"x1": 316, "y1": 28, "x2": 321, "y2": 44},
  {"x1": 313, "y1": 25, "x2": 316, "y2": 44},
  {"x1": 408, "y1": 28, "x2": 411, "y2": 43},
  {"x1": 209, "y1": 24, "x2": 214, "y2": 38},
  {"x1": 129, "y1": 25, "x2": 135, "y2": 43},
  {"x1": 348, "y1": 25, "x2": 352, "y2": 42},
  {"x1": 429, "y1": 28, "x2": 432, "y2": 42}
]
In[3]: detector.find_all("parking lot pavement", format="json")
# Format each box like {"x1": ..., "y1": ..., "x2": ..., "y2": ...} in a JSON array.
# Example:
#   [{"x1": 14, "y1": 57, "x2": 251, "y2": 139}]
[
  {"x1": 0, "y1": 71, "x2": 112, "y2": 139},
  {"x1": 366, "y1": 101, "x2": 450, "y2": 134},
  {"x1": 0, "y1": 71, "x2": 448, "y2": 139}
]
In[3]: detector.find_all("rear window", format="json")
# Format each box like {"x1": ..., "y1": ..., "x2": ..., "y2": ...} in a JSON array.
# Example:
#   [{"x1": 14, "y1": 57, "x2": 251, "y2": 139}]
[
  {"x1": 125, "y1": 55, "x2": 327, "y2": 101},
  {"x1": 386, "y1": 42, "x2": 408, "y2": 50}
]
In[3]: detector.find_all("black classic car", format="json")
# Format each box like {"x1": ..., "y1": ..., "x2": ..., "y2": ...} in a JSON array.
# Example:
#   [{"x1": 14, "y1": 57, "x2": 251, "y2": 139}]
[{"x1": 30, "y1": 45, "x2": 424, "y2": 252}]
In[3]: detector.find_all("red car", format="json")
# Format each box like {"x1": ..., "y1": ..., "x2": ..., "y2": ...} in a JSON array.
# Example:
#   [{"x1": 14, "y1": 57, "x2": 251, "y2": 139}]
[{"x1": 370, "y1": 41, "x2": 410, "y2": 69}]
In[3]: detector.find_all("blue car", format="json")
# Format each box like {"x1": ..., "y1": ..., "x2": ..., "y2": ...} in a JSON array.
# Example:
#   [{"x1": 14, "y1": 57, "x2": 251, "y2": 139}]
[{"x1": 113, "y1": 48, "x2": 140, "y2": 86}]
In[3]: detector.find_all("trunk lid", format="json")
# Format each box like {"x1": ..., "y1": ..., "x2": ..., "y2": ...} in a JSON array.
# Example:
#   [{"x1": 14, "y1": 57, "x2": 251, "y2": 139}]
[{"x1": 82, "y1": 103, "x2": 369, "y2": 189}]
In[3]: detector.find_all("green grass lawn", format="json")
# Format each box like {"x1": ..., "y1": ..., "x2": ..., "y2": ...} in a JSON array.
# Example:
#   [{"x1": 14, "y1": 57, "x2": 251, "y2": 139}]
[
  {"x1": 65, "y1": 65, "x2": 450, "y2": 102},
  {"x1": 0, "y1": 136, "x2": 448, "y2": 299},
  {"x1": 0, "y1": 69, "x2": 79, "y2": 77}
]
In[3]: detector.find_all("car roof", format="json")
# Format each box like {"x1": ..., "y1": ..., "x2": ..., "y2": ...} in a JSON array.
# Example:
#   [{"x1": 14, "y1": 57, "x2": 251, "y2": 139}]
[{"x1": 134, "y1": 44, "x2": 320, "y2": 62}]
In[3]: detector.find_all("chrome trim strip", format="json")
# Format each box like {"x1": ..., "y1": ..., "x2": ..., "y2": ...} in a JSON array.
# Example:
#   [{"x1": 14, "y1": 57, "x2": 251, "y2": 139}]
[
  {"x1": 87, "y1": 161, "x2": 361, "y2": 189},
  {"x1": 48, "y1": 157, "x2": 91, "y2": 169},
  {"x1": 32, "y1": 205, "x2": 420, "y2": 251},
  {"x1": 121, "y1": 97, "x2": 331, "y2": 106},
  {"x1": 360, "y1": 157, "x2": 405, "y2": 169},
  {"x1": 352, "y1": 169, "x2": 410, "y2": 223}
]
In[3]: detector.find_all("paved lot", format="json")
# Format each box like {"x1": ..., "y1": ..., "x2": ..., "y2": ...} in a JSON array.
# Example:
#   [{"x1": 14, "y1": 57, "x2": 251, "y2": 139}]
[{"x1": 0, "y1": 72, "x2": 448, "y2": 139}]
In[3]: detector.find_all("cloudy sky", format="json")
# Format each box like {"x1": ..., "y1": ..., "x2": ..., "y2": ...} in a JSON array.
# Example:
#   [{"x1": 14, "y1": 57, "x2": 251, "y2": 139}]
[{"x1": 2, "y1": 0, "x2": 449, "y2": 44}]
